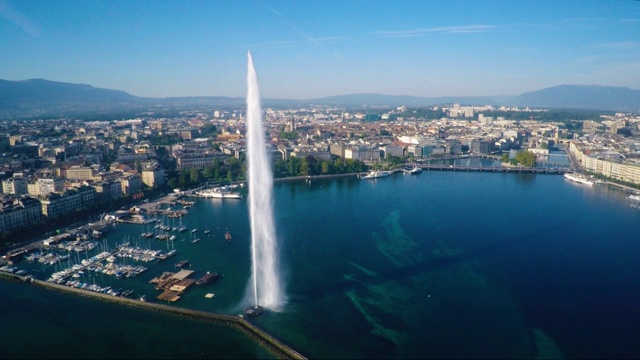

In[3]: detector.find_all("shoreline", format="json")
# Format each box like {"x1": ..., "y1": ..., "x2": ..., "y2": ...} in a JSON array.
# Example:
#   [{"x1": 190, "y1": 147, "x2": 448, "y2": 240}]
[
  {"x1": 273, "y1": 172, "x2": 363, "y2": 182},
  {"x1": 0, "y1": 272, "x2": 306, "y2": 360}
]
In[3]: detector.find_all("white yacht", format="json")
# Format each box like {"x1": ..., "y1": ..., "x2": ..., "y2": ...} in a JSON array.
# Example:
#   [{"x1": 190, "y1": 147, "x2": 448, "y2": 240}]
[
  {"x1": 563, "y1": 172, "x2": 594, "y2": 186},
  {"x1": 196, "y1": 187, "x2": 242, "y2": 199},
  {"x1": 360, "y1": 170, "x2": 393, "y2": 180}
]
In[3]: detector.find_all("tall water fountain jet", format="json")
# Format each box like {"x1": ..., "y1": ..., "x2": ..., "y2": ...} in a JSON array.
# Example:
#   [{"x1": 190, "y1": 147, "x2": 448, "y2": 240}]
[{"x1": 245, "y1": 51, "x2": 285, "y2": 311}]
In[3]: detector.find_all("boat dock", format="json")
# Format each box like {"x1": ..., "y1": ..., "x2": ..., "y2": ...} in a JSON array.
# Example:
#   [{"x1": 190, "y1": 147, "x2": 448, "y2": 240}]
[
  {"x1": 150, "y1": 209, "x2": 189, "y2": 217},
  {"x1": 46, "y1": 244, "x2": 176, "y2": 283},
  {"x1": 1, "y1": 272, "x2": 306, "y2": 359}
]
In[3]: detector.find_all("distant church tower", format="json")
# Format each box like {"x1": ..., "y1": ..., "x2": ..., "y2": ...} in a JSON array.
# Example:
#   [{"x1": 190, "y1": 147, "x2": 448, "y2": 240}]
[{"x1": 285, "y1": 113, "x2": 296, "y2": 132}]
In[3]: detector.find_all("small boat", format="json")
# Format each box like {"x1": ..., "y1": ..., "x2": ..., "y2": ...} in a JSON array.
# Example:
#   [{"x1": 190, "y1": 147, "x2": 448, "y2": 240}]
[
  {"x1": 360, "y1": 170, "x2": 393, "y2": 179},
  {"x1": 191, "y1": 238, "x2": 200, "y2": 243},
  {"x1": 196, "y1": 187, "x2": 242, "y2": 199},
  {"x1": 401, "y1": 166, "x2": 422, "y2": 174},
  {"x1": 225, "y1": 231, "x2": 232, "y2": 241},
  {"x1": 629, "y1": 194, "x2": 640, "y2": 201},
  {"x1": 175, "y1": 260, "x2": 189, "y2": 268},
  {"x1": 196, "y1": 271, "x2": 219, "y2": 285},
  {"x1": 191, "y1": 228, "x2": 198, "y2": 233}
]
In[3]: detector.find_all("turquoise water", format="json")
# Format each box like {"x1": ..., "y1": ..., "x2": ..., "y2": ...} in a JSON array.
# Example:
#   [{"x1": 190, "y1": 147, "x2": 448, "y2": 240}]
[{"x1": 4, "y1": 170, "x2": 640, "y2": 358}]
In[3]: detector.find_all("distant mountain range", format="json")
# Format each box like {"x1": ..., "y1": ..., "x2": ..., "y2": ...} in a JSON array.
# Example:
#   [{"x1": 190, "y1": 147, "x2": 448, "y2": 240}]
[
  {"x1": 1, "y1": 79, "x2": 639, "y2": 119},
  {"x1": 512, "y1": 85, "x2": 640, "y2": 112}
]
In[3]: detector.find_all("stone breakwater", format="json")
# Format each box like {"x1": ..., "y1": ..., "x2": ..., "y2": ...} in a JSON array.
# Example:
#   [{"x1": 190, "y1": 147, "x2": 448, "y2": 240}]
[{"x1": 1, "y1": 273, "x2": 306, "y2": 360}]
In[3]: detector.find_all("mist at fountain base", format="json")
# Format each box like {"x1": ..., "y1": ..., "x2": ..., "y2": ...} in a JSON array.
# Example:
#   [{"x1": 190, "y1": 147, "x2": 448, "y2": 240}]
[{"x1": 244, "y1": 305, "x2": 265, "y2": 318}]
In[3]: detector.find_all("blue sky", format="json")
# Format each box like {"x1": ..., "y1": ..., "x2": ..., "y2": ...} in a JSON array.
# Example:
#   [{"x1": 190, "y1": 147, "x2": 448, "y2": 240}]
[{"x1": 1, "y1": 0, "x2": 639, "y2": 99}]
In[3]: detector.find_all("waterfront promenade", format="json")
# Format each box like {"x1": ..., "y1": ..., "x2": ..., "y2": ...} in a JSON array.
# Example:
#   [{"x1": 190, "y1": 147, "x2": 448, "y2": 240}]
[
  {"x1": 415, "y1": 164, "x2": 569, "y2": 174},
  {"x1": 0, "y1": 272, "x2": 306, "y2": 360}
]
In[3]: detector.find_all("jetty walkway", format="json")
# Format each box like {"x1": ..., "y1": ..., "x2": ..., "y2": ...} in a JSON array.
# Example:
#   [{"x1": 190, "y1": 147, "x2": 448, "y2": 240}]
[{"x1": 1, "y1": 273, "x2": 306, "y2": 360}]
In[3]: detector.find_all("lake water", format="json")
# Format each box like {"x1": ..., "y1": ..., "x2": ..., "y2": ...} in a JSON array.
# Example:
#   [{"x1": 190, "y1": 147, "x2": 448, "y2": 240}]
[{"x1": 3, "y1": 166, "x2": 640, "y2": 358}]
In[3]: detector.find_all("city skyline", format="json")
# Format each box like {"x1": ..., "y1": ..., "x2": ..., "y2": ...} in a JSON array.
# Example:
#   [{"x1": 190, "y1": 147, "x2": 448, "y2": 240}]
[{"x1": 1, "y1": 0, "x2": 639, "y2": 99}]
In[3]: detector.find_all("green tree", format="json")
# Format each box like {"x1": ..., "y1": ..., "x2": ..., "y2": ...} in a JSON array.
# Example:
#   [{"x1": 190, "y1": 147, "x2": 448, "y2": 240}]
[
  {"x1": 300, "y1": 159, "x2": 310, "y2": 176},
  {"x1": 515, "y1": 150, "x2": 536, "y2": 167},
  {"x1": 204, "y1": 165, "x2": 216, "y2": 179},
  {"x1": 150, "y1": 133, "x2": 180, "y2": 145},
  {"x1": 288, "y1": 157, "x2": 302, "y2": 176},
  {"x1": 321, "y1": 161, "x2": 331, "y2": 175},
  {"x1": 190, "y1": 168, "x2": 202, "y2": 184},
  {"x1": 385, "y1": 154, "x2": 404, "y2": 167},
  {"x1": 303, "y1": 156, "x2": 316, "y2": 176},
  {"x1": 226, "y1": 157, "x2": 242, "y2": 180},
  {"x1": 273, "y1": 160, "x2": 288, "y2": 178},
  {"x1": 200, "y1": 124, "x2": 217, "y2": 137},
  {"x1": 334, "y1": 157, "x2": 345, "y2": 173},
  {"x1": 346, "y1": 159, "x2": 365, "y2": 172},
  {"x1": 178, "y1": 172, "x2": 189, "y2": 187}
]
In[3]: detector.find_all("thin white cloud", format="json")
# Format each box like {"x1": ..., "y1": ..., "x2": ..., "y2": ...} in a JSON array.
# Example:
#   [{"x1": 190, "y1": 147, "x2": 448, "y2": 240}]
[
  {"x1": 0, "y1": 0, "x2": 40, "y2": 37},
  {"x1": 596, "y1": 41, "x2": 640, "y2": 50},
  {"x1": 258, "y1": 0, "x2": 346, "y2": 60},
  {"x1": 505, "y1": 46, "x2": 539, "y2": 52},
  {"x1": 374, "y1": 25, "x2": 498, "y2": 38},
  {"x1": 249, "y1": 36, "x2": 343, "y2": 50},
  {"x1": 556, "y1": 17, "x2": 614, "y2": 31}
]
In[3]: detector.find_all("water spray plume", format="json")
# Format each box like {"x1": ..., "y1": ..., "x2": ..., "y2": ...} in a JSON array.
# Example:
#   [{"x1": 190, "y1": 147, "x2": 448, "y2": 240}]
[{"x1": 245, "y1": 51, "x2": 285, "y2": 310}]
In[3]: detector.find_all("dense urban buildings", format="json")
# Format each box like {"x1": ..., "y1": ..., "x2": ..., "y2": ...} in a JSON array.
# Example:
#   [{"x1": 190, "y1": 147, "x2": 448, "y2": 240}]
[{"x1": 0, "y1": 105, "x2": 638, "y2": 240}]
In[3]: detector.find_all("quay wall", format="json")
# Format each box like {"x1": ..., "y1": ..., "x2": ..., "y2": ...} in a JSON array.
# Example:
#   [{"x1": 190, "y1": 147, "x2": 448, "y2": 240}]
[
  {"x1": 416, "y1": 164, "x2": 568, "y2": 174},
  {"x1": 1, "y1": 273, "x2": 306, "y2": 360},
  {"x1": 273, "y1": 172, "x2": 361, "y2": 182}
]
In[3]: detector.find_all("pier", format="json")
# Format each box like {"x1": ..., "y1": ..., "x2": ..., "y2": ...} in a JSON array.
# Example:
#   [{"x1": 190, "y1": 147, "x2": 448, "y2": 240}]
[{"x1": 0, "y1": 272, "x2": 306, "y2": 360}]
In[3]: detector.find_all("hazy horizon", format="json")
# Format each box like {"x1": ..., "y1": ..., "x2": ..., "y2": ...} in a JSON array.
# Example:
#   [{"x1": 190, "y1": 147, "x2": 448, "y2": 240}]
[{"x1": 1, "y1": 0, "x2": 639, "y2": 99}]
